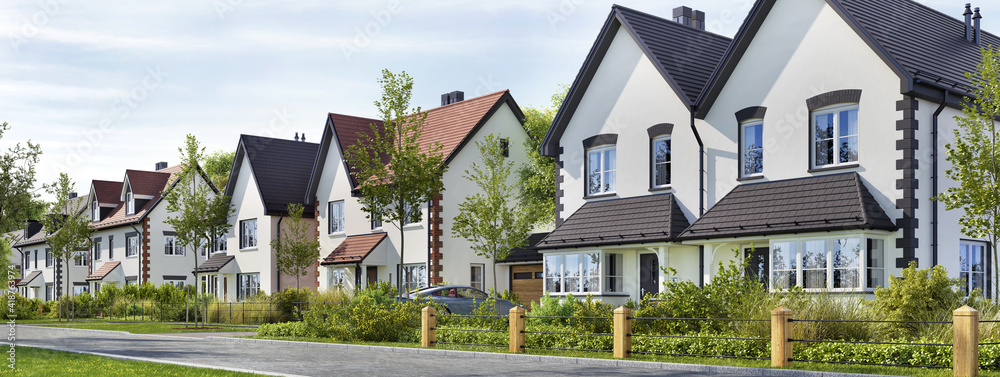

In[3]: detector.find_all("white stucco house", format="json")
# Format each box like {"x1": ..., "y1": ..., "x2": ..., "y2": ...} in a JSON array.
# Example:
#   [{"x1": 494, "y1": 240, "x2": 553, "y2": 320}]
[
  {"x1": 15, "y1": 210, "x2": 90, "y2": 301},
  {"x1": 539, "y1": 1, "x2": 998, "y2": 305},
  {"x1": 305, "y1": 90, "x2": 540, "y2": 299},
  {"x1": 198, "y1": 135, "x2": 320, "y2": 301}
]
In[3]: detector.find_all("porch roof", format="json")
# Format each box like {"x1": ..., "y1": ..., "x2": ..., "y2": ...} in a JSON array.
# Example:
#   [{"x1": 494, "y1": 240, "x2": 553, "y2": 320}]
[
  {"x1": 195, "y1": 253, "x2": 236, "y2": 273},
  {"x1": 87, "y1": 261, "x2": 122, "y2": 281},
  {"x1": 537, "y1": 194, "x2": 689, "y2": 250},
  {"x1": 17, "y1": 270, "x2": 42, "y2": 287},
  {"x1": 678, "y1": 173, "x2": 896, "y2": 240},
  {"x1": 321, "y1": 233, "x2": 387, "y2": 265},
  {"x1": 498, "y1": 232, "x2": 549, "y2": 263}
]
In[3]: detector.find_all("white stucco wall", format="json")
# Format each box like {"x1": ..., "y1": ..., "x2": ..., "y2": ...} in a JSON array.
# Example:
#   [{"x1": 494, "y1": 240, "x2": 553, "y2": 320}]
[{"x1": 226, "y1": 155, "x2": 277, "y2": 295}]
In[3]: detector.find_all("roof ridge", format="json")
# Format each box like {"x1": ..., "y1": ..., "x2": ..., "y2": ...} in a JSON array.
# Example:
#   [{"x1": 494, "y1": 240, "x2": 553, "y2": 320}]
[
  {"x1": 242, "y1": 133, "x2": 320, "y2": 147},
  {"x1": 612, "y1": 4, "x2": 732, "y2": 40},
  {"x1": 851, "y1": 172, "x2": 870, "y2": 226},
  {"x1": 421, "y1": 89, "x2": 508, "y2": 114}
]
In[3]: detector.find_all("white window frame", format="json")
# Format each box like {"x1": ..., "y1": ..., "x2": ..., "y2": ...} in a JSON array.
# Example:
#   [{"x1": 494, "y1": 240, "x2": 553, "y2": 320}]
[
  {"x1": 163, "y1": 279, "x2": 186, "y2": 289},
  {"x1": 740, "y1": 119, "x2": 764, "y2": 177},
  {"x1": 811, "y1": 103, "x2": 859, "y2": 169},
  {"x1": 329, "y1": 201, "x2": 345, "y2": 234},
  {"x1": 237, "y1": 273, "x2": 260, "y2": 301},
  {"x1": 605, "y1": 253, "x2": 623, "y2": 293},
  {"x1": 126, "y1": 236, "x2": 139, "y2": 257},
  {"x1": 470, "y1": 264, "x2": 484, "y2": 290},
  {"x1": 73, "y1": 251, "x2": 88, "y2": 267},
  {"x1": 164, "y1": 236, "x2": 185, "y2": 256},
  {"x1": 586, "y1": 145, "x2": 616, "y2": 196},
  {"x1": 92, "y1": 198, "x2": 100, "y2": 221},
  {"x1": 240, "y1": 219, "x2": 258, "y2": 249},
  {"x1": 126, "y1": 190, "x2": 135, "y2": 215},
  {"x1": 401, "y1": 264, "x2": 426, "y2": 293},
  {"x1": 93, "y1": 240, "x2": 102, "y2": 261},
  {"x1": 960, "y1": 240, "x2": 989, "y2": 296},
  {"x1": 769, "y1": 233, "x2": 885, "y2": 292},
  {"x1": 73, "y1": 285, "x2": 89, "y2": 295},
  {"x1": 543, "y1": 251, "x2": 611, "y2": 295},
  {"x1": 45, "y1": 249, "x2": 52, "y2": 268},
  {"x1": 651, "y1": 135, "x2": 671, "y2": 188},
  {"x1": 213, "y1": 232, "x2": 227, "y2": 253},
  {"x1": 370, "y1": 214, "x2": 382, "y2": 231},
  {"x1": 329, "y1": 268, "x2": 348, "y2": 289}
]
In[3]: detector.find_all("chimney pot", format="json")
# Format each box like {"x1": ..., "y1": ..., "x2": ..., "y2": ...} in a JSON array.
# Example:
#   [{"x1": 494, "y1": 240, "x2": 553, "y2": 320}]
[
  {"x1": 965, "y1": 4, "x2": 974, "y2": 41},
  {"x1": 673, "y1": 6, "x2": 705, "y2": 30},
  {"x1": 69, "y1": 192, "x2": 77, "y2": 199},
  {"x1": 974, "y1": 7, "x2": 983, "y2": 45},
  {"x1": 301, "y1": 133, "x2": 306, "y2": 142},
  {"x1": 155, "y1": 161, "x2": 168, "y2": 171},
  {"x1": 441, "y1": 91, "x2": 464, "y2": 106},
  {"x1": 294, "y1": 132, "x2": 300, "y2": 142}
]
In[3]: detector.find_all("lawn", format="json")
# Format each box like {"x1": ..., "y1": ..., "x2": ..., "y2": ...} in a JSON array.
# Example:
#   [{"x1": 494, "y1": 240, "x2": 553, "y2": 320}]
[
  {"x1": 27, "y1": 323, "x2": 256, "y2": 334},
  {"x1": 6, "y1": 347, "x2": 258, "y2": 376},
  {"x1": 250, "y1": 335, "x2": 1000, "y2": 377}
]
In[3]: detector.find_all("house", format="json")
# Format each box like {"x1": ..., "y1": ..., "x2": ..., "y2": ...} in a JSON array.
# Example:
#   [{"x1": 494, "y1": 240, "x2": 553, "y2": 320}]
[
  {"x1": 14, "y1": 194, "x2": 91, "y2": 300},
  {"x1": 200, "y1": 135, "x2": 320, "y2": 301},
  {"x1": 305, "y1": 90, "x2": 533, "y2": 295},
  {"x1": 85, "y1": 162, "x2": 217, "y2": 292},
  {"x1": 540, "y1": 1, "x2": 998, "y2": 304}
]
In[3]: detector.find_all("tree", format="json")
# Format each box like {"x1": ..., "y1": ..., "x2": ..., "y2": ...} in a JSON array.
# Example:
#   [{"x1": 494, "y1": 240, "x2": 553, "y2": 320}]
[
  {"x1": 45, "y1": 173, "x2": 92, "y2": 321},
  {"x1": 271, "y1": 203, "x2": 320, "y2": 290},
  {"x1": 517, "y1": 86, "x2": 567, "y2": 226},
  {"x1": 162, "y1": 135, "x2": 235, "y2": 326},
  {"x1": 344, "y1": 70, "x2": 447, "y2": 294},
  {"x1": 452, "y1": 134, "x2": 534, "y2": 299},
  {"x1": 936, "y1": 46, "x2": 1000, "y2": 298},
  {"x1": 203, "y1": 149, "x2": 235, "y2": 189},
  {"x1": 0, "y1": 122, "x2": 43, "y2": 233}
]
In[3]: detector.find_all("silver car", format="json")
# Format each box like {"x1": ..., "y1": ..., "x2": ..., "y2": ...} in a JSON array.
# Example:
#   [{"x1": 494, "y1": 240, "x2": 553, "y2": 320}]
[{"x1": 406, "y1": 285, "x2": 520, "y2": 315}]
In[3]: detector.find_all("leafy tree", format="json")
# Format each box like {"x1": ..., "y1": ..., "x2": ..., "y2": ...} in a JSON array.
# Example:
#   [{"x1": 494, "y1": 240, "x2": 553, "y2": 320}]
[
  {"x1": 517, "y1": 86, "x2": 567, "y2": 226},
  {"x1": 0, "y1": 122, "x2": 43, "y2": 233},
  {"x1": 272, "y1": 203, "x2": 320, "y2": 290},
  {"x1": 162, "y1": 134, "x2": 235, "y2": 326},
  {"x1": 936, "y1": 46, "x2": 1000, "y2": 297},
  {"x1": 203, "y1": 149, "x2": 235, "y2": 189},
  {"x1": 45, "y1": 173, "x2": 92, "y2": 321},
  {"x1": 452, "y1": 134, "x2": 533, "y2": 298},
  {"x1": 344, "y1": 69, "x2": 447, "y2": 293}
]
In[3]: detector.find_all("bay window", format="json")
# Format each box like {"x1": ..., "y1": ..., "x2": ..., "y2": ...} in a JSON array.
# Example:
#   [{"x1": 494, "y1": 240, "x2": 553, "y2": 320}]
[
  {"x1": 544, "y1": 251, "x2": 623, "y2": 294},
  {"x1": 329, "y1": 268, "x2": 348, "y2": 289},
  {"x1": 770, "y1": 236, "x2": 884, "y2": 291}
]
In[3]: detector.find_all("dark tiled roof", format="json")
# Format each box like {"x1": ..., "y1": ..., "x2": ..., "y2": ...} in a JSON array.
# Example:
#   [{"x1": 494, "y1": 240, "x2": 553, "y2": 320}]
[
  {"x1": 17, "y1": 270, "x2": 41, "y2": 286},
  {"x1": 615, "y1": 5, "x2": 732, "y2": 104},
  {"x1": 679, "y1": 173, "x2": 896, "y2": 240},
  {"x1": 538, "y1": 194, "x2": 690, "y2": 250},
  {"x1": 321, "y1": 233, "x2": 386, "y2": 265},
  {"x1": 241, "y1": 135, "x2": 319, "y2": 214},
  {"x1": 86, "y1": 261, "x2": 121, "y2": 281},
  {"x1": 195, "y1": 253, "x2": 235, "y2": 273},
  {"x1": 837, "y1": 0, "x2": 1000, "y2": 91},
  {"x1": 498, "y1": 233, "x2": 549, "y2": 263},
  {"x1": 91, "y1": 167, "x2": 181, "y2": 230},
  {"x1": 92, "y1": 180, "x2": 123, "y2": 204}
]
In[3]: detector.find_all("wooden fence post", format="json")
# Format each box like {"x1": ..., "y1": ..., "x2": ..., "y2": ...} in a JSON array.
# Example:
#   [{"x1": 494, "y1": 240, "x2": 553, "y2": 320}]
[
  {"x1": 613, "y1": 306, "x2": 632, "y2": 359},
  {"x1": 421, "y1": 306, "x2": 436, "y2": 348},
  {"x1": 509, "y1": 306, "x2": 526, "y2": 353},
  {"x1": 953, "y1": 305, "x2": 979, "y2": 377},
  {"x1": 771, "y1": 306, "x2": 793, "y2": 368}
]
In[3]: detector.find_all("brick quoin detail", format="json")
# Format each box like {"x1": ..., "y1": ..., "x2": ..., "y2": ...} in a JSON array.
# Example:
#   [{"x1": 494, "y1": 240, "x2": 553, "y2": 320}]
[
  {"x1": 141, "y1": 218, "x2": 151, "y2": 283},
  {"x1": 429, "y1": 194, "x2": 444, "y2": 285},
  {"x1": 314, "y1": 197, "x2": 321, "y2": 289}
]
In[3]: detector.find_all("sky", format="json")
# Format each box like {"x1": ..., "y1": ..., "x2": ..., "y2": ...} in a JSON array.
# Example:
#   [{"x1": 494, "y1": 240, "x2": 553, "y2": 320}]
[{"x1": 0, "y1": 0, "x2": 996, "y2": 199}]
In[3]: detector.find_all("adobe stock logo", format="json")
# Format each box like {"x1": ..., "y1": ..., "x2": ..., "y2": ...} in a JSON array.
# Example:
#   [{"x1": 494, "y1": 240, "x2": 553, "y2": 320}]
[
  {"x1": 7, "y1": 0, "x2": 74, "y2": 53},
  {"x1": 341, "y1": 0, "x2": 412, "y2": 62}
]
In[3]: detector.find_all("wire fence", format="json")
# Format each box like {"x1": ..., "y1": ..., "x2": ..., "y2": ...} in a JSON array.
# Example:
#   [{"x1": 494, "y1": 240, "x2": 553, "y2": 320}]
[{"x1": 786, "y1": 317, "x2": 953, "y2": 369}]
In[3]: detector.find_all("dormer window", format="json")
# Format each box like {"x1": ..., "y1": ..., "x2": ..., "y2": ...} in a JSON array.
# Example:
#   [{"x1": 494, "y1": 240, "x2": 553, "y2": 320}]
[
  {"x1": 92, "y1": 197, "x2": 100, "y2": 221},
  {"x1": 126, "y1": 190, "x2": 135, "y2": 215}
]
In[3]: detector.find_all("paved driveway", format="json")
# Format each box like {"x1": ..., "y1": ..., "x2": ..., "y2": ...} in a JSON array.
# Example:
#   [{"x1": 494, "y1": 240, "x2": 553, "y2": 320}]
[{"x1": 18, "y1": 326, "x2": 889, "y2": 377}]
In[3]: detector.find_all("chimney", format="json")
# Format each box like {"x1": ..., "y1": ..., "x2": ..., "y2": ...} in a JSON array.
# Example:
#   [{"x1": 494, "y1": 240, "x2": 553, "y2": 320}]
[
  {"x1": 294, "y1": 132, "x2": 300, "y2": 142},
  {"x1": 965, "y1": 4, "x2": 974, "y2": 42},
  {"x1": 25, "y1": 220, "x2": 43, "y2": 239},
  {"x1": 301, "y1": 133, "x2": 306, "y2": 142},
  {"x1": 974, "y1": 7, "x2": 983, "y2": 45},
  {"x1": 673, "y1": 6, "x2": 705, "y2": 30},
  {"x1": 440, "y1": 91, "x2": 464, "y2": 106},
  {"x1": 155, "y1": 161, "x2": 168, "y2": 171},
  {"x1": 69, "y1": 192, "x2": 77, "y2": 199}
]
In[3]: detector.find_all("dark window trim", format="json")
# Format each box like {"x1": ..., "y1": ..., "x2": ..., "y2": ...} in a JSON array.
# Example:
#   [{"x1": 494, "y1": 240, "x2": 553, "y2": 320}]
[
  {"x1": 648, "y1": 186, "x2": 674, "y2": 193},
  {"x1": 734, "y1": 106, "x2": 767, "y2": 123},
  {"x1": 649, "y1": 135, "x2": 671, "y2": 189},
  {"x1": 581, "y1": 134, "x2": 618, "y2": 149},
  {"x1": 737, "y1": 118, "x2": 764, "y2": 180},
  {"x1": 807, "y1": 163, "x2": 860, "y2": 174},
  {"x1": 162, "y1": 231, "x2": 177, "y2": 236},
  {"x1": 162, "y1": 275, "x2": 187, "y2": 281},
  {"x1": 737, "y1": 175, "x2": 765, "y2": 182},
  {"x1": 646, "y1": 123, "x2": 673, "y2": 138},
  {"x1": 807, "y1": 98, "x2": 861, "y2": 172},
  {"x1": 125, "y1": 232, "x2": 138, "y2": 237},
  {"x1": 93, "y1": 237, "x2": 103, "y2": 242},
  {"x1": 806, "y1": 89, "x2": 862, "y2": 111}
]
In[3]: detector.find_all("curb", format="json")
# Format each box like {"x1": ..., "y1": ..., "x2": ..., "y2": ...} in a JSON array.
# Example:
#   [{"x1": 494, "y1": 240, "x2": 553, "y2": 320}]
[
  {"x1": 210, "y1": 337, "x2": 901, "y2": 377},
  {"x1": 21, "y1": 325, "x2": 130, "y2": 336}
]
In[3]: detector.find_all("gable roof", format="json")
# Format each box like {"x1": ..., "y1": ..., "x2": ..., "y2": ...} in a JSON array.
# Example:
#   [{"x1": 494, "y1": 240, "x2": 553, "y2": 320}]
[
  {"x1": 498, "y1": 232, "x2": 550, "y2": 263},
  {"x1": 92, "y1": 180, "x2": 123, "y2": 204},
  {"x1": 321, "y1": 233, "x2": 387, "y2": 265},
  {"x1": 541, "y1": 5, "x2": 732, "y2": 156},
  {"x1": 194, "y1": 253, "x2": 235, "y2": 273},
  {"x1": 16, "y1": 270, "x2": 41, "y2": 287},
  {"x1": 679, "y1": 173, "x2": 896, "y2": 240},
  {"x1": 696, "y1": 0, "x2": 1000, "y2": 116},
  {"x1": 227, "y1": 135, "x2": 320, "y2": 215},
  {"x1": 537, "y1": 194, "x2": 690, "y2": 250},
  {"x1": 86, "y1": 261, "x2": 121, "y2": 281},
  {"x1": 13, "y1": 194, "x2": 92, "y2": 248},
  {"x1": 305, "y1": 90, "x2": 525, "y2": 204},
  {"x1": 90, "y1": 166, "x2": 183, "y2": 230}
]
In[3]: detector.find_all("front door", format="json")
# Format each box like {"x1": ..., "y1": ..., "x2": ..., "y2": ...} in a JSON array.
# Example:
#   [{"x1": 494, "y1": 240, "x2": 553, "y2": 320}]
[
  {"x1": 639, "y1": 254, "x2": 659, "y2": 299},
  {"x1": 746, "y1": 248, "x2": 769, "y2": 287},
  {"x1": 366, "y1": 266, "x2": 377, "y2": 286}
]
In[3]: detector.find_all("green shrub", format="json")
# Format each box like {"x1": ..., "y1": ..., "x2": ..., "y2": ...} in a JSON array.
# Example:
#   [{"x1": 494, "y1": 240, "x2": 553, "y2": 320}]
[
  {"x1": 258, "y1": 321, "x2": 310, "y2": 338},
  {"x1": 11, "y1": 293, "x2": 41, "y2": 320},
  {"x1": 872, "y1": 263, "x2": 970, "y2": 338},
  {"x1": 301, "y1": 287, "x2": 430, "y2": 342}
]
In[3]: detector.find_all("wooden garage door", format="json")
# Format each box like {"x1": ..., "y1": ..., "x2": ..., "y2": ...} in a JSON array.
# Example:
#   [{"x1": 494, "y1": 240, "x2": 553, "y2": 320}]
[{"x1": 510, "y1": 264, "x2": 543, "y2": 309}]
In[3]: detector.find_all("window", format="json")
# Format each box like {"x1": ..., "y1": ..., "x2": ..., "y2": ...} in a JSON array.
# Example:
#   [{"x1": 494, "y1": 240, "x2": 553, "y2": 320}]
[
  {"x1": 651, "y1": 136, "x2": 671, "y2": 187},
  {"x1": 108, "y1": 236, "x2": 114, "y2": 260},
  {"x1": 45, "y1": 249, "x2": 52, "y2": 267},
  {"x1": 93, "y1": 282, "x2": 101, "y2": 292},
  {"x1": 73, "y1": 284, "x2": 88, "y2": 295},
  {"x1": 92, "y1": 198, "x2": 100, "y2": 221},
  {"x1": 960, "y1": 241, "x2": 988, "y2": 296},
  {"x1": 741, "y1": 121, "x2": 764, "y2": 176},
  {"x1": 402, "y1": 264, "x2": 426, "y2": 293},
  {"x1": 544, "y1": 252, "x2": 603, "y2": 294},
  {"x1": 371, "y1": 214, "x2": 382, "y2": 230},
  {"x1": 329, "y1": 201, "x2": 345, "y2": 234},
  {"x1": 605, "y1": 253, "x2": 623, "y2": 293},
  {"x1": 812, "y1": 104, "x2": 859, "y2": 168},
  {"x1": 93, "y1": 239, "x2": 102, "y2": 261},
  {"x1": 213, "y1": 233, "x2": 227, "y2": 253},
  {"x1": 770, "y1": 237, "x2": 881, "y2": 291},
  {"x1": 126, "y1": 190, "x2": 135, "y2": 215},
  {"x1": 24, "y1": 251, "x2": 29, "y2": 271},
  {"x1": 126, "y1": 236, "x2": 138, "y2": 257},
  {"x1": 73, "y1": 251, "x2": 88, "y2": 267},
  {"x1": 470, "y1": 264, "x2": 484, "y2": 290},
  {"x1": 45, "y1": 284, "x2": 53, "y2": 301},
  {"x1": 500, "y1": 138, "x2": 510, "y2": 157},
  {"x1": 164, "y1": 236, "x2": 185, "y2": 256},
  {"x1": 240, "y1": 219, "x2": 257, "y2": 249},
  {"x1": 587, "y1": 146, "x2": 616, "y2": 196},
  {"x1": 163, "y1": 279, "x2": 185, "y2": 289},
  {"x1": 201, "y1": 275, "x2": 217, "y2": 296},
  {"x1": 329, "y1": 268, "x2": 348, "y2": 289},
  {"x1": 237, "y1": 273, "x2": 260, "y2": 301}
]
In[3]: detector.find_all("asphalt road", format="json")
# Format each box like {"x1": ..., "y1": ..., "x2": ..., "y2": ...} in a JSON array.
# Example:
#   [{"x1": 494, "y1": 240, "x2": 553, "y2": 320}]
[{"x1": 17, "y1": 325, "x2": 888, "y2": 377}]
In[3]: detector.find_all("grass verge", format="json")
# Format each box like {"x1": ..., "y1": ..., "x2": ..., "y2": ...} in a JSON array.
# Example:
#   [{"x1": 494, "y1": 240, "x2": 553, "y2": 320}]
[
  {"x1": 249, "y1": 336, "x2": 1000, "y2": 377},
  {"x1": 27, "y1": 323, "x2": 257, "y2": 334},
  {"x1": 6, "y1": 347, "x2": 258, "y2": 376}
]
